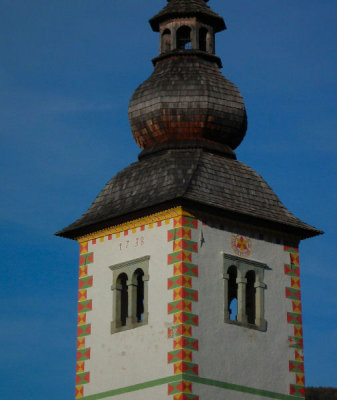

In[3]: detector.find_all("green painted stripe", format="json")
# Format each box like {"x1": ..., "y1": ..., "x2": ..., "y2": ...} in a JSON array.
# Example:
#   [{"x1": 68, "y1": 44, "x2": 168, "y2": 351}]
[
  {"x1": 81, "y1": 376, "x2": 178, "y2": 400},
  {"x1": 81, "y1": 374, "x2": 303, "y2": 400},
  {"x1": 184, "y1": 375, "x2": 302, "y2": 400}
]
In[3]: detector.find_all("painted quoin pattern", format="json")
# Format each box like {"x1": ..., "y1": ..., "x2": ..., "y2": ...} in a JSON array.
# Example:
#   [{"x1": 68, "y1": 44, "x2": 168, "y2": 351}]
[
  {"x1": 167, "y1": 215, "x2": 199, "y2": 400},
  {"x1": 284, "y1": 246, "x2": 305, "y2": 398},
  {"x1": 76, "y1": 242, "x2": 94, "y2": 399}
]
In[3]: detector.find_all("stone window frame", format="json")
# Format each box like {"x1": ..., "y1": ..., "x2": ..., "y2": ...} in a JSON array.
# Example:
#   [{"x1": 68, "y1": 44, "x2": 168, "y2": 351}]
[
  {"x1": 222, "y1": 253, "x2": 267, "y2": 331},
  {"x1": 110, "y1": 256, "x2": 150, "y2": 334}
]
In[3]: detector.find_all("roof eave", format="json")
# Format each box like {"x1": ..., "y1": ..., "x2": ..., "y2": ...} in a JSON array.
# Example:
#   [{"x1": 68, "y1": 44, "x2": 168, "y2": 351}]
[
  {"x1": 55, "y1": 198, "x2": 323, "y2": 241},
  {"x1": 149, "y1": 14, "x2": 226, "y2": 33}
]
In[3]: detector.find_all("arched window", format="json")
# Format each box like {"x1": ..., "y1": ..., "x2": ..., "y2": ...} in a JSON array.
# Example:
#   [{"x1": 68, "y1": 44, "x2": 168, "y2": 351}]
[
  {"x1": 223, "y1": 253, "x2": 267, "y2": 331},
  {"x1": 176, "y1": 26, "x2": 192, "y2": 50},
  {"x1": 133, "y1": 269, "x2": 145, "y2": 322},
  {"x1": 110, "y1": 256, "x2": 150, "y2": 334},
  {"x1": 161, "y1": 29, "x2": 171, "y2": 53},
  {"x1": 199, "y1": 27, "x2": 208, "y2": 51},
  {"x1": 246, "y1": 270, "x2": 256, "y2": 324},
  {"x1": 228, "y1": 266, "x2": 238, "y2": 321},
  {"x1": 116, "y1": 273, "x2": 128, "y2": 326}
]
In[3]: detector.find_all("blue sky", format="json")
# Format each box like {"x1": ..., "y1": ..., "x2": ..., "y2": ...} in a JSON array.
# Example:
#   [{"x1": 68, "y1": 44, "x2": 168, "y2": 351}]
[{"x1": 1, "y1": 0, "x2": 336, "y2": 398}]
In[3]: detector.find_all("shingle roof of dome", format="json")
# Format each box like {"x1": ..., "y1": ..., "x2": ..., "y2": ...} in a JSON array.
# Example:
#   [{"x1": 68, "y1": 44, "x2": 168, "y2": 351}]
[{"x1": 128, "y1": 57, "x2": 247, "y2": 151}]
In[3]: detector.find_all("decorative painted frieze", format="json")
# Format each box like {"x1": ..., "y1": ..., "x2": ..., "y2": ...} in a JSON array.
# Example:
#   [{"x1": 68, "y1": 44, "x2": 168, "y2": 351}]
[{"x1": 77, "y1": 207, "x2": 184, "y2": 243}]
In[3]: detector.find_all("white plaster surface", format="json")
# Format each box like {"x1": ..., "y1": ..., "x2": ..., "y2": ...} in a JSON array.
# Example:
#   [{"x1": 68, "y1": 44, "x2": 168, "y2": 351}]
[
  {"x1": 84, "y1": 222, "x2": 173, "y2": 397},
  {"x1": 193, "y1": 223, "x2": 295, "y2": 396},
  {"x1": 96, "y1": 384, "x2": 167, "y2": 400},
  {"x1": 194, "y1": 382, "x2": 279, "y2": 400}
]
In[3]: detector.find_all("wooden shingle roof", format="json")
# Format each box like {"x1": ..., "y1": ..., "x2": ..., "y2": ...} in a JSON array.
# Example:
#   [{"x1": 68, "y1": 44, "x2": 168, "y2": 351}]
[
  {"x1": 56, "y1": 148, "x2": 321, "y2": 240},
  {"x1": 149, "y1": 0, "x2": 226, "y2": 33}
]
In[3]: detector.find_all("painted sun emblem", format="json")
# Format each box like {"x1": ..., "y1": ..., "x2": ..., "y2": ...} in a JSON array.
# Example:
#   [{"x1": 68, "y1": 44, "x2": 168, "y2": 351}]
[{"x1": 231, "y1": 234, "x2": 252, "y2": 257}]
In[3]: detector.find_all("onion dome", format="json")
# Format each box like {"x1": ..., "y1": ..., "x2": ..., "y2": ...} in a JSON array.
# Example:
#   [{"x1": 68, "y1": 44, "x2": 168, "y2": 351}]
[{"x1": 128, "y1": 0, "x2": 247, "y2": 153}]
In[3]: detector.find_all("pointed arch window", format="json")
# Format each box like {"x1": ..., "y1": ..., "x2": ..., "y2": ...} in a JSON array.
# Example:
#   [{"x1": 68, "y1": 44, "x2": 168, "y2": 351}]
[
  {"x1": 223, "y1": 253, "x2": 267, "y2": 331},
  {"x1": 110, "y1": 256, "x2": 150, "y2": 333}
]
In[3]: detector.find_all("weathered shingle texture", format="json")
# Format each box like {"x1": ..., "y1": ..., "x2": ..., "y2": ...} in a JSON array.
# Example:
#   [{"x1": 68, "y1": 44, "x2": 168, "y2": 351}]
[
  {"x1": 150, "y1": 0, "x2": 226, "y2": 32},
  {"x1": 57, "y1": 149, "x2": 320, "y2": 239},
  {"x1": 129, "y1": 57, "x2": 247, "y2": 150}
]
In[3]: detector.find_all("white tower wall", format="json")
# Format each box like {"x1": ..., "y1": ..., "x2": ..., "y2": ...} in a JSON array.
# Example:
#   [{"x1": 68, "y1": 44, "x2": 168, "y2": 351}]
[{"x1": 74, "y1": 208, "x2": 304, "y2": 400}]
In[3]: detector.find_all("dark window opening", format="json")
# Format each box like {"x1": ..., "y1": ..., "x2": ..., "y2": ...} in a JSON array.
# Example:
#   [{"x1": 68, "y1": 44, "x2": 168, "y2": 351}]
[
  {"x1": 199, "y1": 27, "x2": 208, "y2": 51},
  {"x1": 134, "y1": 269, "x2": 144, "y2": 322},
  {"x1": 177, "y1": 26, "x2": 192, "y2": 50},
  {"x1": 246, "y1": 270, "x2": 256, "y2": 324},
  {"x1": 162, "y1": 29, "x2": 171, "y2": 53},
  {"x1": 117, "y1": 273, "x2": 128, "y2": 326},
  {"x1": 228, "y1": 266, "x2": 238, "y2": 321}
]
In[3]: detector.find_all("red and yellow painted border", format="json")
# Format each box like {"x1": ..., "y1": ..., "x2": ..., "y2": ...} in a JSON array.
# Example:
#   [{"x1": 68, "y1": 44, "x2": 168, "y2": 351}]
[
  {"x1": 76, "y1": 242, "x2": 94, "y2": 398},
  {"x1": 284, "y1": 246, "x2": 305, "y2": 398},
  {"x1": 77, "y1": 207, "x2": 187, "y2": 243},
  {"x1": 167, "y1": 215, "x2": 200, "y2": 400}
]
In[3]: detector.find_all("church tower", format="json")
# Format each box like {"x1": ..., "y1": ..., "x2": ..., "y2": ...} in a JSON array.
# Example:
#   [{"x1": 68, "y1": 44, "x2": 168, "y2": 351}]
[{"x1": 57, "y1": 1, "x2": 322, "y2": 399}]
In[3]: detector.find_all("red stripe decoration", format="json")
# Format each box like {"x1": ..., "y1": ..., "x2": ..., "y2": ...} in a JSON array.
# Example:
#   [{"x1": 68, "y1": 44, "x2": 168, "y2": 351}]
[
  {"x1": 174, "y1": 361, "x2": 199, "y2": 376},
  {"x1": 289, "y1": 361, "x2": 305, "y2": 373},
  {"x1": 284, "y1": 264, "x2": 300, "y2": 277},
  {"x1": 287, "y1": 312, "x2": 302, "y2": 325},
  {"x1": 77, "y1": 324, "x2": 91, "y2": 337},
  {"x1": 174, "y1": 337, "x2": 199, "y2": 351},
  {"x1": 174, "y1": 394, "x2": 199, "y2": 400},
  {"x1": 168, "y1": 300, "x2": 192, "y2": 314},
  {"x1": 78, "y1": 300, "x2": 93, "y2": 313},
  {"x1": 168, "y1": 276, "x2": 192, "y2": 290},
  {"x1": 76, "y1": 372, "x2": 90, "y2": 385},
  {"x1": 168, "y1": 324, "x2": 192, "y2": 339},
  {"x1": 290, "y1": 385, "x2": 305, "y2": 397},
  {"x1": 173, "y1": 263, "x2": 198, "y2": 277},
  {"x1": 78, "y1": 276, "x2": 93, "y2": 290},
  {"x1": 77, "y1": 348, "x2": 91, "y2": 361},
  {"x1": 173, "y1": 312, "x2": 198, "y2": 326},
  {"x1": 285, "y1": 288, "x2": 301, "y2": 300}
]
